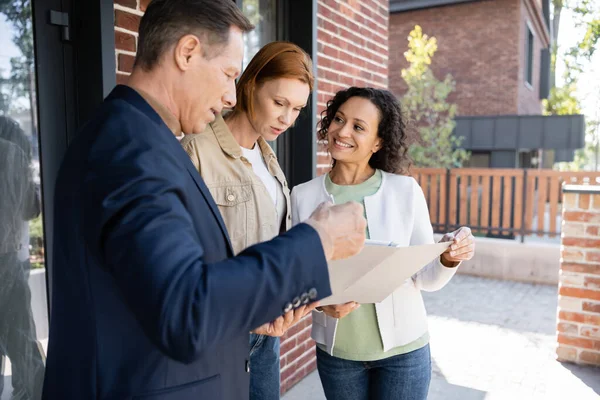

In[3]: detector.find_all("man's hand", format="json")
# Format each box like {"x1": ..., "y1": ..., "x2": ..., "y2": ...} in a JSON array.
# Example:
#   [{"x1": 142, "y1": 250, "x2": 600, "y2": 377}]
[
  {"x1": 318, "y1": 302, "x2": 360, "y2": 319},
  {"x1": 305, "y1": 202, "x2": 366, "y2": 261},
  {"x1": 252, "y1": 303, "x2": 319, "y2": 336}
]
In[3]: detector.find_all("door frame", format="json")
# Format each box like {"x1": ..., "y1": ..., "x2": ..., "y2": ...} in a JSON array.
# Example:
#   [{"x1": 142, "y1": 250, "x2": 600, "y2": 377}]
[{"x1": 32, "y1": 0, "x2": 116, "y2": 311}]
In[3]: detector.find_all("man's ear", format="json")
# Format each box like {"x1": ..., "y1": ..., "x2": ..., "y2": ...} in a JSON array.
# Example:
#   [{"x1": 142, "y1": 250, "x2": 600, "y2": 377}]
[{"x1": 174, "y1": 34, "x2": 202, "y2": 71}]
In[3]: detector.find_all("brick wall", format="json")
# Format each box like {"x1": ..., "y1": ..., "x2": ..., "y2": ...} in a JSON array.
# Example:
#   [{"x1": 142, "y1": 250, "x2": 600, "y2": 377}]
[
  {"x1": 315, "y1": 0, "x2": 389, "y2": 176},
  {"x1": 281, "y1": 0, "x2": 390, "y2": 392},
  {"x1": 113, "y1": 0, "x2": 149, "y2": 84},
  {"x1": 557, "y1": 185, "x2": 600, "y2": 366},
  {"x1": 389, "y1": 0, "x2": 546, "y2": 117},
  {"x1": 517, "y1": 0, "x2": 546, "y2": 114}
]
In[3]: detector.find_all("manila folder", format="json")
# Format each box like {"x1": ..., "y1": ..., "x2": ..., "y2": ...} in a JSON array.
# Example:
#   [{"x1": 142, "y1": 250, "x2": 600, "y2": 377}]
[{"x1": 319, "y1": 241, "x2": 452, "y2": 306}]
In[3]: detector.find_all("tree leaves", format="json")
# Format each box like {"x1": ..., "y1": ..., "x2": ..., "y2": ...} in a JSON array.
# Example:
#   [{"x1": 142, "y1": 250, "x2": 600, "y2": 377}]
[{"x1": 399, "y1": 25, "x2": 470, "y2": 168}]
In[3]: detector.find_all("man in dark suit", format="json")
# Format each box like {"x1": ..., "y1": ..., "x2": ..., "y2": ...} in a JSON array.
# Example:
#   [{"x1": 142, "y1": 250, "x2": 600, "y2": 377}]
[{"x1": 41, "y1": 1, "x2": 366, "y2": 399}]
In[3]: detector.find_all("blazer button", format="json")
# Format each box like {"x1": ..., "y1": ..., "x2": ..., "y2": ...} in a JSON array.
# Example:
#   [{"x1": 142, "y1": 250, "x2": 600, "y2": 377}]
[
  {"x1": 308, "y1": 288, "x2": 318, "y2": 300},
  {"x1": 292, "y1": 296, "x2": 301, "y2": 308},
  {"x1": 283, "y1": 302, "x2": 293, "y2": 313},
  {"x1": 245, "y1": 360, "x2": 250, "y2": 373},
  {"x1": 300, "y1": 292, "x2": 310, "y2": 305},
  {"x1": 227, "y1": 194, "x2": 236, "y2": 202}
]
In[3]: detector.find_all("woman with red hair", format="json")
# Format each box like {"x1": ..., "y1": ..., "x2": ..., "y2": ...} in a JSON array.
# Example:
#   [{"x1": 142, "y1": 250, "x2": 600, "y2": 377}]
[{"x1": 181, "y1": 41, "x2": 315, "y2": 400}]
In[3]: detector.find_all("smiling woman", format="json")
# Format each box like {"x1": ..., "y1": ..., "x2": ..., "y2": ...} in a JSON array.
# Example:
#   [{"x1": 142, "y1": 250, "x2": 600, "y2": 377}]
[
  {"x1": 291, "y1": 86, "x2": 476, "y2": 400},
  {"x1": 180, "y1": 41, "x2": 314, "y2": 400}
]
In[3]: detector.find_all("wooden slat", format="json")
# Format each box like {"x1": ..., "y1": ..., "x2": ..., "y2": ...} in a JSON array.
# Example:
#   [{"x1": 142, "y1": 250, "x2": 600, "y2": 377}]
[
  {"x1": 419, "y1": 172, "x2": 428, "y2": 209},
  {"x1": 480, "y1": 175, "x2": 491, "y2": 236},
  {"x1": 502, "y1": 176, "x2": 513, "y2": 235},
  {"x1": 537, "y1": 175, "x2": 548, "y2": 237},
  {"x1": 490, "y1": 175, "x2": 502, "y2": 235},
  {"x1": 430, "y1": 173, "x2": 439, "y2": 224},
  {"x1": 416, "y1": 172, "x2": 424, "y2": 190},
  {"x1": 407, "y1": 168, "x2": 600, "y2": 237},
  {"x1": 448, "y1": 172, "x2": 458, "y2": 229},
  {"x1": 549, "y1": 175, "x2": 560, "y2": 237},
  {"x1": 459, "y1": 174, "x2": 469, "y2": 226},
  {"x1": 525, "y1": 174, "x2": 536, "y2": 233},
  {"x1": 513, "y1": 174, "x2": 524, "y2": 232},
  {"x1": 438, "y1": 172, "x2": 447, "y2": 230},
  {"x1": 469, "y1": 175, "x2": 479, "y2": 233}
]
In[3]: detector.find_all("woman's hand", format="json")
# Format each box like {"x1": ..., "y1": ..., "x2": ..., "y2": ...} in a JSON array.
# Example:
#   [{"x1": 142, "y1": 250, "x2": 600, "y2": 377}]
[
  {"x1": 440, "y1": 226, "x2": 475, "y2": 267},
  {"x1": 318, "y1": 302, "x2": 360, "y2": 319},
  {"x1": 252, "y1": 303, "x2": 319, "y2": 337}
]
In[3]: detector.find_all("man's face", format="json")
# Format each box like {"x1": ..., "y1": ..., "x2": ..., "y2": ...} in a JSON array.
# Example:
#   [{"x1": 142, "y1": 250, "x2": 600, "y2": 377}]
[{"x1": 180, "y1": 26, "x2": 244, "y2": 133}]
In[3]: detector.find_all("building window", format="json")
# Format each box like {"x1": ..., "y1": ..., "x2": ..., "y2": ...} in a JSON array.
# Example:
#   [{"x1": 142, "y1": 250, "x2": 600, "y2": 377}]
[
  {"x1": 239, "y1": 0, "x2": 278, "y2": 69},
  {"x1": 525, "y1": 26, "x2": 534, "y2": 86}
]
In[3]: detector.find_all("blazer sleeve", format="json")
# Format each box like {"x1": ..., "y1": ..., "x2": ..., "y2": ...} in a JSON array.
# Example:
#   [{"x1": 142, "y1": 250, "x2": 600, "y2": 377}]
[
  {"x1": 83, "y1": 116, "x2": 331, "y2": 363},
  {"x1": 409, "y1": 178, "x2": 458, "y2": 292}
]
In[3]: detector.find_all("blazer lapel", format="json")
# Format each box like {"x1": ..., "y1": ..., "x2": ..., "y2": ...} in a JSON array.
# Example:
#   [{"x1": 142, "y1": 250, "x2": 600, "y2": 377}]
[{"x1": 111, "y1": 85, "x2": 234, "y2": 254}]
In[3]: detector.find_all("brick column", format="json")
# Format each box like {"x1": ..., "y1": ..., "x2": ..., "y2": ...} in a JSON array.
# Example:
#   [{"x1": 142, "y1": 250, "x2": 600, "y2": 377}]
[
  {"x1": 279, "y1": 0, "x2": 391, "y2": 394},
  {"x1": 557, "y1": 185, "x2": 600, "y2": 366},
  {"x1": 113, "y1": 0, "x2": 150, "y2": 84},
  {"x1": 315, "y1": 0, "x2": 389, "y2": 176}
]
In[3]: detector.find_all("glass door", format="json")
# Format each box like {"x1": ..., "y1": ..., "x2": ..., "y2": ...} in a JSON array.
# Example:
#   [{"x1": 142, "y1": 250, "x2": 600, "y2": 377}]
[
  {"x1": 0, "y1": 2, "x2": 46, "y2": 399},
  {"x1": 239, "y1": 0, "x2": 280, "y2": 153}
]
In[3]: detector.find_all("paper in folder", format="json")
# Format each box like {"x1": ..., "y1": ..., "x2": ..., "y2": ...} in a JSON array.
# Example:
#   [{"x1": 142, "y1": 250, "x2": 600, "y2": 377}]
[{"x1": 319, "y1": 240, "x2": 452, "y2": 306}]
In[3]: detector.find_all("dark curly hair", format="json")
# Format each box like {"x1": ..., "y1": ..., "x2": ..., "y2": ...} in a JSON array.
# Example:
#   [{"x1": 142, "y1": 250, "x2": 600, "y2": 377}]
[{"x1": 318, "y1": 87, "x2": 411, "y2": 175}]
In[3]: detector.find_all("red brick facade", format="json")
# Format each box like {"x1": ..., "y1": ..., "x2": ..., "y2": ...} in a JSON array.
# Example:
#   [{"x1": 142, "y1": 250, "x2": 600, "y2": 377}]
[
  {"x1": 389, "y1": 0, "x2": 549, "y2": 117},
  {"x1": 281, "y1": 0, "x2": 389, "y2": 391},
  {"x1": 112, "y1": 0, "x2": 390, "y2": 395},
  {"x1": 557, "y1": 187, "x2": 600, "y2": 366},
  {"x1": 315, "y1": 0, "x2": 389, "y2": 176}
]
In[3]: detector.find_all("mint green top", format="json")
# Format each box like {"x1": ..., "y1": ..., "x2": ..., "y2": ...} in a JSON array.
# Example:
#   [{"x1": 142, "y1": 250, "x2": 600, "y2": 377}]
[{"x1": 321, "y1": 169, "x2": 429, "y2": 361}]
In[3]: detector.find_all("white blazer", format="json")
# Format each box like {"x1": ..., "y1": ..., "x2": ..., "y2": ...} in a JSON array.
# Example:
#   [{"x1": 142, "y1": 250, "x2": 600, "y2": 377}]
[{"x1": 291, "y1": 170, "x2": 458, "y2": 355}]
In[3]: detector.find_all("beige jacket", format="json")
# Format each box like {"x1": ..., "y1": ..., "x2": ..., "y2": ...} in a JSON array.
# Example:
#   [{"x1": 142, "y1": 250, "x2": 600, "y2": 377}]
[{"x1": 181, "y1": 114, "x2": 291, "y2": 255}]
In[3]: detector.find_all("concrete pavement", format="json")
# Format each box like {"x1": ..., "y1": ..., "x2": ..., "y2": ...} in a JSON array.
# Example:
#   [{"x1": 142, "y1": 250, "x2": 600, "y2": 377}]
[{"x1": 283, "y1": 275, "x2": 600, "y2": 400}]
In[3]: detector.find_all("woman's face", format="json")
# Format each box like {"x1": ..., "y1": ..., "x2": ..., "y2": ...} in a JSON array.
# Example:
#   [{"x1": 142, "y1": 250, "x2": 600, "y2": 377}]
[
  {"x1": 251, "y1": 78, "x2": 310, "y2": 142},
  {"x1": 327, "y1": 96, "x2": 382, "y2": 166}
]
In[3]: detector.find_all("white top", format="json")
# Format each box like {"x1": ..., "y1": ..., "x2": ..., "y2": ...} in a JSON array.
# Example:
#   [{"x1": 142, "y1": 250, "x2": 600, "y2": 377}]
[
  {"x1": 291, "y1": 171, "x2": 459, "y2": 354},
  {"x1": 242, "y1": 144, "x2": 285, "y2": 228}
]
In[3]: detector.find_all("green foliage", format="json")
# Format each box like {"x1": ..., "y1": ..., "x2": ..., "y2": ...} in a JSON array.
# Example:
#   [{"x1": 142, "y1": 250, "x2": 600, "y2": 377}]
[
  {"x1": 547, "y1": 1, "x2": 599, "y2": 170},
  {"x1": 555, "y1": 121, "x2": 600, "y2": 171},
  {"x1": 543, "y1": 84, "x2": 582, "y2": 115},
  {"x1": 29, "y1": 214, "x2": 43, "y2": 239},
  {"x1": 400, "y1": 26, "x2": 470, "y2": 168}
]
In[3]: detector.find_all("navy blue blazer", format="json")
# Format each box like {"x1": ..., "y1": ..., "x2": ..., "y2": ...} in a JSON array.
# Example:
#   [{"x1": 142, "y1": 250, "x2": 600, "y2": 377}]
[{"x1": 42, "y1": 86, "x2": 331, "y2": 400}]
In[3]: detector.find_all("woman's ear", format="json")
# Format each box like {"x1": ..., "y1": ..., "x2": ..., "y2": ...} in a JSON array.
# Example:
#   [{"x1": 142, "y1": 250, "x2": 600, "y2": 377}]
[{"x1": 372, "y1": 138, "x2": 382, "y2": 153}]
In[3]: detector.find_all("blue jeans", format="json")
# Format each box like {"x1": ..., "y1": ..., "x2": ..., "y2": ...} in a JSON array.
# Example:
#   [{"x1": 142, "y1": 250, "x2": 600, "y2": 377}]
[
  {"x1": 249, "y1": 333, "x2": 280, "y2": 400},
  {"x1": 316, "y1": 344, "x2": 431, "y2": 400}
]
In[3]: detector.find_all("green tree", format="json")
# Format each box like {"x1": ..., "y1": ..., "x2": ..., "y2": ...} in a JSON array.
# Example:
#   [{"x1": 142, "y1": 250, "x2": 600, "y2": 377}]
[
  {"x1": 555, "y1": 120, "x2": 600, "y2": 171},
  {"x1": 400, "y1": 25, "x2": 469, "y2": 168},
  {"x1": 550, "y1": 0, "x2": 600, "y2": 87},
  {"x1": 547, "y1": 1, "x2": 599, "y2": 170}
]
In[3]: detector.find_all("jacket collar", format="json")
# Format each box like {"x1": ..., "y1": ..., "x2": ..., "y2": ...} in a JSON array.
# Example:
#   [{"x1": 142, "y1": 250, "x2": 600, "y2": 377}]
[
  {"x1": 131, "y1": 87, "x2": 183, "y2": 138},
  {"x1": 107, "y1": 85, "x2": 183, "y2": 137},
  {"x1": 211, "y1": 114, "x2": 278, "y2": 164},
  {"x1": 320, "y1": 169, "x2": 388, "y2": 204},
  {"x1": 105, "y1": 85, "x2": 233, "y2": 254}
]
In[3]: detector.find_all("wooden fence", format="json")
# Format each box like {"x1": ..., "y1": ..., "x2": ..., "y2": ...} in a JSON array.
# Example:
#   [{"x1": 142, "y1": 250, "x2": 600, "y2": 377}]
[{"x1": 411, "y1": 168, "x2": 600, "y2": 239}]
